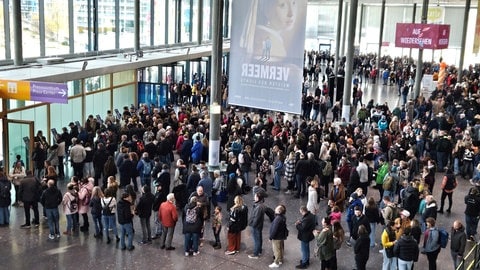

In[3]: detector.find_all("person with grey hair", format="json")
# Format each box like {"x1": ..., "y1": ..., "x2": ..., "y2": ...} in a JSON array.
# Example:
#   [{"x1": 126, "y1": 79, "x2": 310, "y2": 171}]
[
  {"x1": 158, "y1": 193, "x2": 178, "y2": 250},
  {"x1": 212, "y1": 170, "x2": 224, "y2": 207},
  {"x1": 40, "y1": 179, "x2": 62, "y2": 240}
]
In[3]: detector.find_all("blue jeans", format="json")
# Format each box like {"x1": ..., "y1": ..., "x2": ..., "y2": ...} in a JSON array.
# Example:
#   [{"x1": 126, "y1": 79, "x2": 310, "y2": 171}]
[
  {"x1": 382, "y1": 249, "x2": 397, "y2": 270},
  {"x1": 0, "y1": 206, "x2": 10, "y2": 225},
  {"x1": 66, "y1": 214, "x2": 76, "y2": 232},
  {"x1": 454, "y1": 158, "x2": 460, "y2": 175},
  {"x1": 103, "y1": 215, "x2": 117, "y2": 238},
  {"x1": 273, "y1": 173, "x2": 282, "y2": 190},
  {"x1": 369, "y1": 223, "x2": 376, "y2": 247},
  {"x1": 184, "y1": 232, "x2": 199, "y2": 252},
  {"x1": 397, "y1": 258, "x2": 413, "y2": 270},
  {"x1": 140, "y1": 176, "x2": 151, "y2": 187},
  {"x1": 45, "y1": 208, "x2": 60, "y2": 235},
  {"x1": 466, "y1": 215, "x2": 480, "y2": 238},
  {"x1": 120, "y1": 223, "x2": 134, "y2": 249},
  {"x1": 92, "y1": 214, "x2": 103, "y2": 235},
  {"x1": 296, "y1": 174, "x2": 306, "y2": 197},
  {"x1": 252, "y1": 227, "x2": 263, "y2": 256},
  {"x1": 437, "y1": 152, "x2": 447, "y2": 171},
  {"x1": 300, "y1": 241, "x2": 310, "y2": 265}
]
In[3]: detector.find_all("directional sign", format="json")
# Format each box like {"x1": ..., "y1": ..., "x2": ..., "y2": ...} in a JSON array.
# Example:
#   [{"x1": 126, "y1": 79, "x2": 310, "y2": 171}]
[{"x1": 0, "y1": 79, "x2": 68, "y2": 104}]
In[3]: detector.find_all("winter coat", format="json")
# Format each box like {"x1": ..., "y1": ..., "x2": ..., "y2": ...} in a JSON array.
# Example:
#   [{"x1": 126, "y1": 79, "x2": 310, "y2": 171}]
[
  {"x1": 62, "y1": 191, "x2": 78, "y2": 215},
  {"x1": 40, "y1": 186, "x2": 62, "y2": 209},
  {"x1": 269, "y1": 214, "x2": 288, "y2": 240},
  {"x1": 354, "y1": 234, "x2": 370, "y2": 260},
  {"x1": 136, "y1": 192, "x2": 154, "y2": 218},
  {"x1": 296, "y1": 211, "x2": 316, "y2": 242},
  {"x1": 19, "y1": 176, "x2": 41, "y2": 202},
  {"x1": 228, "y1": 205, "x2": 248, "y2": 233},
  {"x1": 450, "y1": 226, "x2": 467, "y2": 257},
  {"x1": 78, "y1": 182, "x2": 93, "y2": 214},
  {"x1": 182, "y1": 202, "x2": 203, "y2": 234},
  {"x1": 158, "y1": 201, "x2": 178, "y2": 227},
  {"x1": 117, "y1": 199, "x2": 133, "y2": 225},
  {"x1": 316, "y1": 227, "x2": 335, "y2": 261},
  {"x1": 249, "y1": 201, "x2": 266, "y2": 230},
  {"x1": 394, "y1": 234, "x2": 419, "y2": 261}
]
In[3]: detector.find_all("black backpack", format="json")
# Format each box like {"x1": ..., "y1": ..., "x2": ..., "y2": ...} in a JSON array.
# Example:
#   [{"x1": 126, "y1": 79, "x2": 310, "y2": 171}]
[
  {"x1": 102, "y1": 198, "x2": 113, "y2": 216},
  {"x1": 0, "y1": 182, "x2": 10, "y2": 199}
]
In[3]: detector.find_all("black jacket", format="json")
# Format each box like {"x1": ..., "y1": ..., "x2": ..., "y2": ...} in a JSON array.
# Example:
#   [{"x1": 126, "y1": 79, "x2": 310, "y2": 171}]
[
  {"x1": 451, "y1": 226, "x2": 467, "y2": 256},
  {"x1": 269, "y1": 214, "x2": 288, "y2": 240},
  {"x1": 89, "y1": 197, "x2": 102, "y2": 216},
  {"x1": 182, "y1": 202, "x2": 203, "y2": 234},
  {"x1": 19, "y1": 176, "x2": 41, "y2": 202},
  {"x1": 465, "y1": 193, "x2": 480, "y2": 217},
  {"x1": 40, "y1": 186, "x2": 62, "y2": 209},
  {"x1": 249, "y1": 201, "x2": 266, "y2": 230},
  {"x1": 136, "y1": 192, "x2": 154, "y2": 218},
  {"x1": 117, "y1": 199, "x2": 133, "y2": 225},
  {"x1": 296, "y1": 211, "x2": 316, "y2": 242},
  {"x1": 351, "y1": 215, "x2": 371, "y2": 240},
  {"x1": 394, "y1": 235, "x2": 419, "y2": 261},
  {"x1": 228, "y1": 205, "x2": 248, "y2": 233},
  {"x1": 354, "y1": 234, "x2": 370, "y2": 259},
  {"x1": 0, "y1": 178, "x2": 12, "y2": 207}
]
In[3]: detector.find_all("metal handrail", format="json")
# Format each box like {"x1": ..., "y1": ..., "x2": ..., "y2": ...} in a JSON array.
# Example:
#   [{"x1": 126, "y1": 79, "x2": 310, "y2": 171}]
[{"x1": 456, "y1": 241, "x2": 480, "y2": 270}]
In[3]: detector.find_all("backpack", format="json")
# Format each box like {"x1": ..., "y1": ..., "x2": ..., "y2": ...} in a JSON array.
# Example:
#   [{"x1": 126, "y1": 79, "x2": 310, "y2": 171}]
[
  {"x1": 142, "y1": 160, "x2": 152, "y2": 176},
  {"x1": 136, "y1": 140, "x2": 145, "y2": 153},
  {"x1": 438, "y1": 228, "x2": 449, "y2": 248},
  {"x1": 69, "y1": 195, "x2": 78, "y2": 212},
  {"x1": 383, "y1": 175, "x2": 394, "y2": 191},
  {"x1": 0, "y1": 182, "x2": 10, "y2": 199},
  {"x1": 185, "y1": 207, "x2": 198, "y2": 224},
  {"x1": 386, "y1": 204, "x2": 400, "y2": 222},
  {"x1": 444, "y1": 175, "x2": 456, "y2": 190},
  {"x1": 102, "y1": 198, "x2": 113, "y2": 216},
  {"x1": 322, "y1": 161, "x2": 332, "y2": 177}
]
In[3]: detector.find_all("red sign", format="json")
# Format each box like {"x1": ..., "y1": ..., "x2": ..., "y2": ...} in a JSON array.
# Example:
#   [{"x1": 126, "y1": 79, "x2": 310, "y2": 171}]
[{"x1": 395, "y1": 23, "x2": 450, "y2": 49}]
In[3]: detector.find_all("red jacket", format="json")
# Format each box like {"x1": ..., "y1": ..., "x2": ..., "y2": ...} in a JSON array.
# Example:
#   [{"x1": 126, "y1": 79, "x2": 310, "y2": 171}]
[{"x1": 158, "y1": 201, "x2": 178, "y2": 227}]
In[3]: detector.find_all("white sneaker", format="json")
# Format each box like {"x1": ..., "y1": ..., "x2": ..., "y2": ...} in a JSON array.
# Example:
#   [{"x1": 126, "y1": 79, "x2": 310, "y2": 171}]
[
  {"x1": 285, "y1": 190, "x2": 291, "y2": 195},
  {"x1": 48, "y1": 234, "x2": 55, "y2": 240},
  {"x1": 185, "y1": 252, "x2": 189, "y2": 257},
  {"x1": 269, "y1": 262, "x2": 279, "y2": 268},
  {"x1": 193, "y1": 251, "x2": 200, "y2": 256}
]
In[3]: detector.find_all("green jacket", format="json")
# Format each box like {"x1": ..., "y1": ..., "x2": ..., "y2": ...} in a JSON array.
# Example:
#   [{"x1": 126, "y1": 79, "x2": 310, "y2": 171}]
[
  {"x1": 376, "y1": 163, "x2": 389, "y2": 185},
  {"x1": 316, "y1": 228, "x2": 335, "y2": 261}
]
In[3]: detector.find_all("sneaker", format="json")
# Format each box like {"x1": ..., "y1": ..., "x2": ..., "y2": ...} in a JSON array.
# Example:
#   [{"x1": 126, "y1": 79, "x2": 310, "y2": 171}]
[
  {"x1": 225, "y1": 250, "x2": 236, "y2": 255},
  {"x1": 185, "y1": 252, "x2": 190, "y2": 257},
  {"x1": 56, "y1": 234, "x2": 61, "y2": 238},
  {"x1": 248, "y1": 255, "x2": 259, "y2": 259},
  {"x1": 285, "y1": 190, "x2": 292, "y2": 194},
  {"x1": 269, "y1": 262, "x2": 280, "y2": 268},
  {"x1": 193, "y1": 251, "x2": 200, "y2": 256},
  {"x1": 20, "y1": 224, "x2": 31, "y2": 229},
  {"x1": 345, "y1": 240, "x2": 352, "y2": 247},
  {"x1": 48, "y1": 234, "x2": 55, "y2": 240},
  {"x1": 127, "y1": 246, "x2": 135, "y2": 251}
]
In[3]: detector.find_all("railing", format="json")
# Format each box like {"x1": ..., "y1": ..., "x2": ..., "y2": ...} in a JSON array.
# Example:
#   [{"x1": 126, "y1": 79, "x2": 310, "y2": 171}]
[{"x1": 457, "y1": 242, "x2": 480, "y2": 270}]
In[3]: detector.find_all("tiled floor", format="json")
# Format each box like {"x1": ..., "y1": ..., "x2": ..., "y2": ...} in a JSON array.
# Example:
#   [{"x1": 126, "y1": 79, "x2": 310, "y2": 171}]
[{"x1": 0, "y1": 82, "x2": 471, "y2": 270}]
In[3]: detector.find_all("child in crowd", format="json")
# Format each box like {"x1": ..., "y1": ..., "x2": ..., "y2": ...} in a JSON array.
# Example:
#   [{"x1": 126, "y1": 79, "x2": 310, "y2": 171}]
[
  {"x1": 62, "y1": 183, "x2": 78, "y2": 235},
  {"x1": 329, "y1": 205, "x2": 342, "y2": 224},
  {"x1": 211, "y1": 206, "x2": 222, "y2": 249}
]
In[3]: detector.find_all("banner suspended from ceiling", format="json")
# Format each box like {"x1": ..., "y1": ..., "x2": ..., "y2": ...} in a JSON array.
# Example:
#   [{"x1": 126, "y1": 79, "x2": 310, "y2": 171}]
[{"x1": 229, "y1": 0, "x2": 307, "y2": 114}]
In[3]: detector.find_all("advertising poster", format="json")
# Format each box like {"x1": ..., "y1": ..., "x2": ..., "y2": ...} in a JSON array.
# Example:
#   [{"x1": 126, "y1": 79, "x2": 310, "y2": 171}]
[
  {"x1": 229, "y1": 0, "x2": 307, "y2": 114},
  {"x1": 395, "y1": 23, "x2": 450, "y2": 50}
]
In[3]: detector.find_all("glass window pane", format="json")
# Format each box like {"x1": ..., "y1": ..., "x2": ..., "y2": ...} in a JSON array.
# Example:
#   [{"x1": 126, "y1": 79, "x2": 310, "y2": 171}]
[
  {"x1": 118, "y1": 0, "x2": 135, "y2": 49},
  {"x1": 113, "y1": 85, "x2": 135, "y2": 111},
  {"x1": 7, "y1": 100, "x2": 43, "y2": 110},
  {"x1": 44, "y1": 0, "x2": 69, "y2": 56},
  {"x1": 202, "y1": 0, "x2": 211, "y2": 41},
  {"x1": 85, "y1": 75, "x2": 111, "y2": 92},
  {"x1": 113, "y1": 70, "x2": 134, "y2": 86},
  {"x1": 154, "y1": 0, "x2": 166, "y2": 45},
  {"x1": 181, "y1": 0, "x2": 192, "y2": 42},
  {"x1": 73, "y1": 0, "x2": 90, "y2": 52},
  {"x1": 22, "y1": 0, "x2": 41, "y2": 58},
  {"x1": 8, "y1": 105, "x2": 48, "y2": 141},
  {"x1": 50, "y1": 97, "x2": 83, "y2": 139},
  {"x1": 98, "y1": 0, "x2": 117, "y2": 51},
  {"x1": 85, "y1": 91, "x2": 111, "y2": 119},
  {"x1": 0, "y1": 1, "x2": 5, "y2": 60},
  {"x1": 191, "y1": 0, "x2": 199, "y2": 42},
  {"x1": 67, "y1": 80, "x2": 82, "y2": 97},
  {"x1": 167, "y1": 0, "x2": 176, "y2": 44},
  {"x1": 140, "y1": 0, "x2": 151, "y2": 46}
]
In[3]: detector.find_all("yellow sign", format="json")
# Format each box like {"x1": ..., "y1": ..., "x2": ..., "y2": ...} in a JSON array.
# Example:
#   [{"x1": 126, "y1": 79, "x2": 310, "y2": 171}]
[
  {"x1": 428, "y1": 6, "x2": 444, "y2": 24},
  {"x1": 0, "y1": 80, "x2": 31, "y2": 100}
]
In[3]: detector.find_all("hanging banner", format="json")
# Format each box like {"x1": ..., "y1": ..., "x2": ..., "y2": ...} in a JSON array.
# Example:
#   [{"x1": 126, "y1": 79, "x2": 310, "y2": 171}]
[
  {"x1": 229, "y1": 0, "x2": 307, "y2": 114},
  {"x1": 395, "y1": 23, "x2": 450, "y2": 50},
  {"x1": 474, "y1": 0, "x2": 480, "y2": 52}
]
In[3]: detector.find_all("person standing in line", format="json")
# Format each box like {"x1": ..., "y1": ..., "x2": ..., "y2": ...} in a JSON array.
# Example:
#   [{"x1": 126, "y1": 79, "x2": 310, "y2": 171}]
[
  {"x1": 40, "y1": 179, "x2": 62, "y2": 240},
  {"x1": 450, "y1": 220, "x2": 467, "y2": 270},
  {"x1": 354, "y1": 224, "x2": 370, "y2": 270},
  {"x1": 295, "y1": 205, "x2": 316, "y2": 269},
  {"x1": 70, "y1": 138, "x2": 86, "y2": 179},
  {"x1": 0, "y1": 171, "x2": 12, "y2": 226},
  {"x1": 268, "y1": 204, "x2": 287, "y2": 268},
  {"x1": 117, "y1": 192, "x2": 135, "y2": 251},
  {"x1": 248, "y1": 191, "x2": 266, "y2": 259},
  {"x1": 438, "y1": 168, "x2": 457, "y2": 214},
  {"x1": 211, "y1": 205, "x2": 223, "y2": 250},
  {"x1": 89, "y1": 186, "x2": 104, "y2": 238},
  {"x1": 306, "y1": 178, "x2": 319, "y2": 223},
  {"x1": 313, "y1": 216, "x2": 335, "y2": 270},
  {"x1": 101, "y1": 187, "x2": 119, "y2": 244},
  {"x1": 183, "y1": 196, "x2": 203, "y2": 256},
  {"x1": 464, "y1": 187, "x2": 480, "y2": 241},
  {"x1": 225, "y1": 195, "x2": 249, "y2": 255},
  {"x1": 136, "y1": 185, "x2": 154, "y2": 245},
  {"x1": 381, "y1": 221, "x2": 398, "y2": 270},
  {"x1": 423, "y1": 217, "x2": 441, "y2": 270},
  {"x1": 19, "y1": 170, "x2": 41, "y2": 228},
  {"x1": 158, "y1": 193, "x2": 178, "y2": 250},
  {"x1": 394, "y1": 227, "x2": 419, "y2": 270}
]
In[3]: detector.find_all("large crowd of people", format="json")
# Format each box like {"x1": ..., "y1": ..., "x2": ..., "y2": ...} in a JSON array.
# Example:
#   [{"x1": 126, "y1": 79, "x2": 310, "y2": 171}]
[{"x1": 1, "y1": 50, "x2": 480, "y2": 269}]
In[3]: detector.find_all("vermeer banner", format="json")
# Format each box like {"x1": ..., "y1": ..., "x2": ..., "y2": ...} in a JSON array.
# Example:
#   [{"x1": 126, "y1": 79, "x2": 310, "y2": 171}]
[{"x1": 229, "y1": 0, "x2": 307, "y2": 114}]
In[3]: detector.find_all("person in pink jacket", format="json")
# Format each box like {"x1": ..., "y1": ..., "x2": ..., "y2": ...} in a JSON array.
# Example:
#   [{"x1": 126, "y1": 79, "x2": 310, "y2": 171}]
[{"x1": 78, "y1": 177, "x2": 94, "y2": 232}]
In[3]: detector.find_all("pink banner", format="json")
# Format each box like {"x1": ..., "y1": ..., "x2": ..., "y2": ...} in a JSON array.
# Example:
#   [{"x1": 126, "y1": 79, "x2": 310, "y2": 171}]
[{"x1": 395, "y1": 23, "x2": 450, "y2": 49}]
